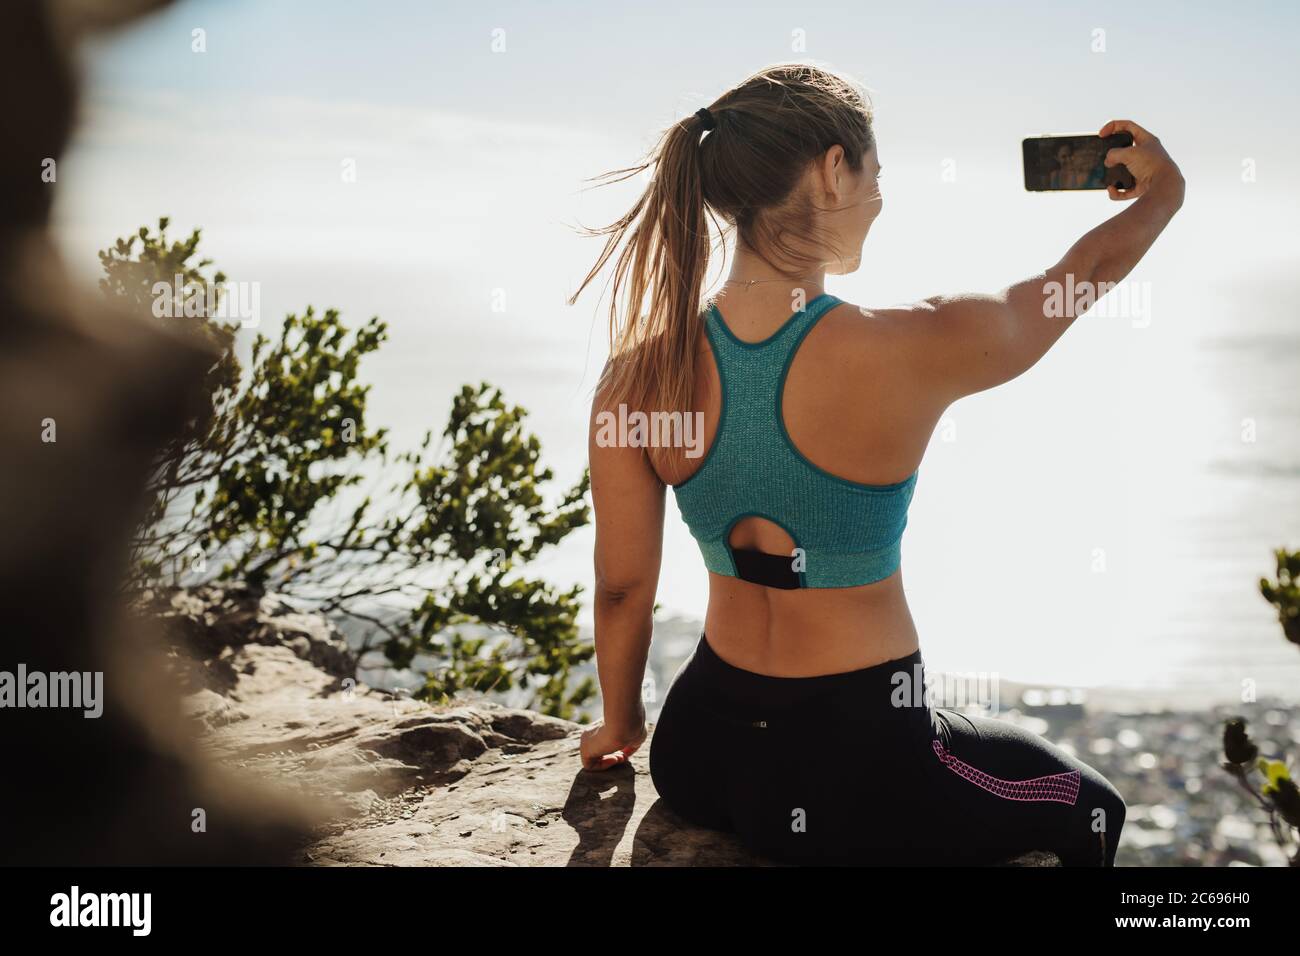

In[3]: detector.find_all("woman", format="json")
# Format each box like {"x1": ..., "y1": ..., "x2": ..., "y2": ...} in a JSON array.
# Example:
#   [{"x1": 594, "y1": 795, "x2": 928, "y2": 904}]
[
  {"x1": 1049, "y1": 142, "x2": 1078, "y2": 189},
  {"x1": 571, "y1": 63, "x2": 1183, "y2": 865}
]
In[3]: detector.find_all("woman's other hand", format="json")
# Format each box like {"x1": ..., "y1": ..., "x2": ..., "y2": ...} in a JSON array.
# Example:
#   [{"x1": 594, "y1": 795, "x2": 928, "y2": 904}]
[{"x1": 580, "y1": 708, "x2": 648, "y2": 771}]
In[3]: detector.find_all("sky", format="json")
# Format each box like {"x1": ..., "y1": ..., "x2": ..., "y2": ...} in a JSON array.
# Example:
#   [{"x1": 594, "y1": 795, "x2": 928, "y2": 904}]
[{"x1": 51, "y1": 0, "x2": 1300, "y2": 699}]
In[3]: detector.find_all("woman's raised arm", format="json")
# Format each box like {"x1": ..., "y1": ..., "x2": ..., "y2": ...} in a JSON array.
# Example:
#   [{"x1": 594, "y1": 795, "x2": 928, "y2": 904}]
[{"x1": 879, "y1": 120, "x2": 1185, "y2": 409}]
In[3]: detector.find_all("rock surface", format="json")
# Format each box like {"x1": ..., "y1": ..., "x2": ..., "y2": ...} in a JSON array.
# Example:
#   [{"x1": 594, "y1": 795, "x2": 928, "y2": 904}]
[
  {"x1": 155, "y1": 586, "x2": 768, "y2": 865},
  {"x1": 158, "y1": 587, "x2": 1059, "y2": 867}
]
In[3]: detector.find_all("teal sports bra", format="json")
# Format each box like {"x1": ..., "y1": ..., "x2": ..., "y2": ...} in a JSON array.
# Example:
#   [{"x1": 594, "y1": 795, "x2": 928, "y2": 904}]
[{"x1": 671, "y1": 292, "x2": 918, "y2": 589}]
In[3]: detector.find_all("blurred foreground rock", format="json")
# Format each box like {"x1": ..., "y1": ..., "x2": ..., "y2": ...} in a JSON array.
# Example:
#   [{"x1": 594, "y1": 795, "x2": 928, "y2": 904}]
[{"x1": 0, "y1": 0, "x2": 308, "y2": 865}]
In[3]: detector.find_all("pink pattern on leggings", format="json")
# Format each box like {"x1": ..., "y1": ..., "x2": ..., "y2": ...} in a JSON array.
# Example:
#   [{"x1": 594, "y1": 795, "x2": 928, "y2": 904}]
[{"x1": 932, "y1": 739, "x2": 1080, "y2": 805}]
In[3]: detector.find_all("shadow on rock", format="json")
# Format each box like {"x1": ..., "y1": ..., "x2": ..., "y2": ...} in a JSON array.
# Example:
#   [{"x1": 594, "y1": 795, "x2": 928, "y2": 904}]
[{"x1": 562, "y1": 765, "x2": 639, "y2": 866}]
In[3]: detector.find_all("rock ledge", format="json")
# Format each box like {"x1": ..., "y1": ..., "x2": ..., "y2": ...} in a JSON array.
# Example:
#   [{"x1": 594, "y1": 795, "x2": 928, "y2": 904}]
[{"x1": 155, "y1": 587, "x2": 1058, "y2": 867}]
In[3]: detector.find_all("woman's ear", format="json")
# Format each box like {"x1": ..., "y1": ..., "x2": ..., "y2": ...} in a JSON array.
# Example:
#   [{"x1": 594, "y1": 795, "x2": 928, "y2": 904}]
[{"x1": 821, "y1": 145, "x2": 847, "y2": 199}]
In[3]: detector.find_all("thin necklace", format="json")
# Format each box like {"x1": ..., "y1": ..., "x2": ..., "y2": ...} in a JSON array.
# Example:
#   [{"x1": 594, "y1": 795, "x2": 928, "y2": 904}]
[{"x1": 722, "y1": 276, "x2": 823, "y2": 292}]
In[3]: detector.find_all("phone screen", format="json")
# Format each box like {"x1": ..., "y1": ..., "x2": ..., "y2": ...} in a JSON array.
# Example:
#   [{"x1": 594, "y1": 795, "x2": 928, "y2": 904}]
[{"x1": 1022, "y1": 133, "x2": 1134, "y2": 191}]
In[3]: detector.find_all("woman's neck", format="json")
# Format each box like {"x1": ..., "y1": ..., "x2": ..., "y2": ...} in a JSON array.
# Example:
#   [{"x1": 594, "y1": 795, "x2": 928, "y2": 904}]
[{"x1": 722, "y1": 246, "x2": 826, "y2": 301}]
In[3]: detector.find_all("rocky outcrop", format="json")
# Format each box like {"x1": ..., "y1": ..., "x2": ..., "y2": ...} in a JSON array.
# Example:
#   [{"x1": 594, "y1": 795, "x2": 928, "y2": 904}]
[
  {"x1": 153, "y1": 586, "x2": 766, "y2": 865},
  {"x1": 157, "y1": 587, "x2": 1058, "y2": 867},
  {"x1": 141, "y1": 584, "x2": 358, "y2": 695}
]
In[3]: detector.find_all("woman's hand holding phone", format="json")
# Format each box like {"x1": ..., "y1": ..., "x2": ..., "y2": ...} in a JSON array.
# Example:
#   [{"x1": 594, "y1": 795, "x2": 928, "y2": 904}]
[{"x1": 1100, "y1": 119, "x2": 1185, "y2": 208}]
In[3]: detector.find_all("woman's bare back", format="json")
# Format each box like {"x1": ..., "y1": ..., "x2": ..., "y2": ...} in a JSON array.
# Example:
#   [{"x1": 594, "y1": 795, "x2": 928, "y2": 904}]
[{"x1": 648, "y1": 288, "x2": 947, "y2": 675}]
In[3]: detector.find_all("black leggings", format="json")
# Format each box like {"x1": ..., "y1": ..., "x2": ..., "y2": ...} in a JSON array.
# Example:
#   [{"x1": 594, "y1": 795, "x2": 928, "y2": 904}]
[{"x1": 648, "y1": 633, "x2": 1126, "y2": 866}]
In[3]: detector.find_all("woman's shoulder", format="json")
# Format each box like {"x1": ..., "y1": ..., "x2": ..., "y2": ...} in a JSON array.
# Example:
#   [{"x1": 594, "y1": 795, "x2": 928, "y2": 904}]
[
  {"x1": 819, "y1": 297, "x2": 938, "y2": 354},
  {"x1": 811, "y1": 297, "x2": 967, "y2": 400}
]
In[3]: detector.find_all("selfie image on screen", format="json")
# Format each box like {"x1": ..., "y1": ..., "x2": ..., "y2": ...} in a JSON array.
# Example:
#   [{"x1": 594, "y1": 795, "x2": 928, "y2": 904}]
[{"x1": 1024, "y1": 136, "x2": 1111, "y2": 190}]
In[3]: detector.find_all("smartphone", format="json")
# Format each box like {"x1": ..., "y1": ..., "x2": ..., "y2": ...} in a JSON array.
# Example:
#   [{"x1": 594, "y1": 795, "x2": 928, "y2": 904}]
[{"x1": 1022, "y1": 132, "x2": 1135, "y2": 192}]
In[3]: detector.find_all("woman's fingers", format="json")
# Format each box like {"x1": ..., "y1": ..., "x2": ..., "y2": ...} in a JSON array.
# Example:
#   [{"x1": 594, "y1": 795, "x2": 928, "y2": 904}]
[
  {"x1": 1104, "y1": 145, "x2": 1136, "y2": 168},
  {"x1": 586, "y1": 749, "x2": 632, "y2": 771},
  {"x1": 1099, "y1": 118, "x2": 1154, "y2": 144}
]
